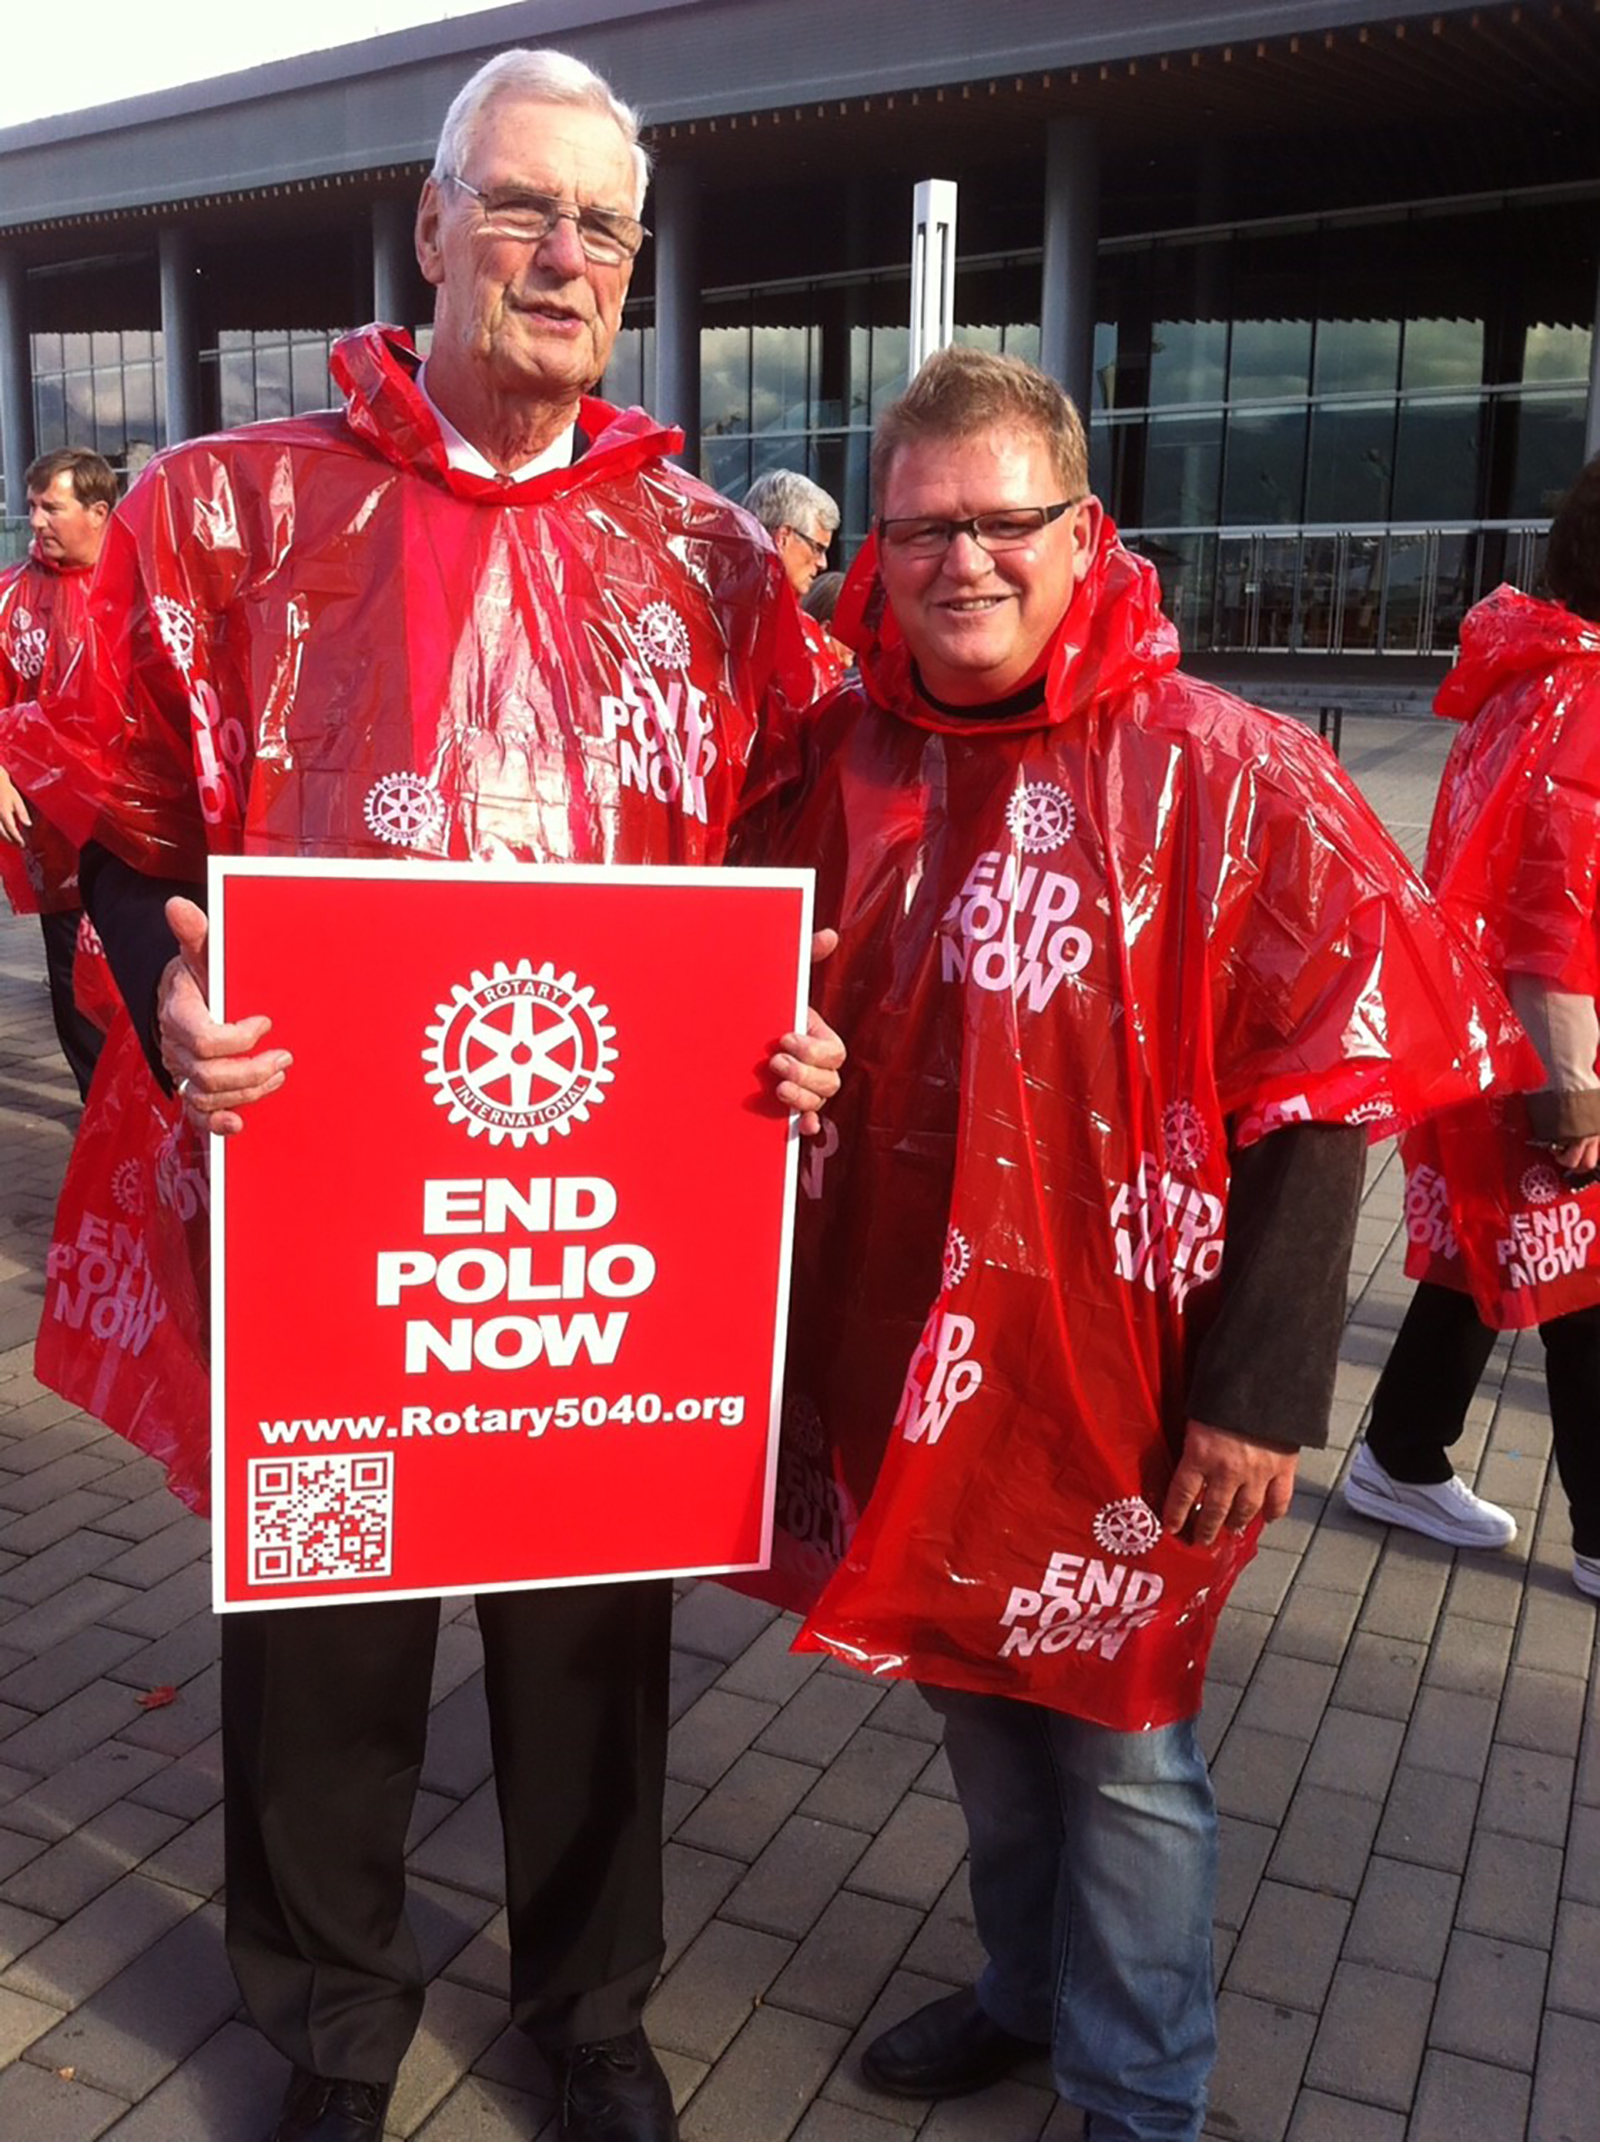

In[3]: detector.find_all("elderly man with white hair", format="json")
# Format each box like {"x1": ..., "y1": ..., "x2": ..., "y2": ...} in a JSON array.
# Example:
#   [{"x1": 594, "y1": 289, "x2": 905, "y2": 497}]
[
  {"x1": 744, "y1": 468, "x2": 846, "y2": 685},
  {"x1": 0, "y1": 45, "x2": 839, "y2": 2142}
]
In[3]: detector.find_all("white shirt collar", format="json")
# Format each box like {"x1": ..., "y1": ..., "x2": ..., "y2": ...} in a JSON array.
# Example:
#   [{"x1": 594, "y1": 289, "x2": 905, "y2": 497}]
[{"x1": 416, "y1": 364, "x2": 577, "y2": 482}]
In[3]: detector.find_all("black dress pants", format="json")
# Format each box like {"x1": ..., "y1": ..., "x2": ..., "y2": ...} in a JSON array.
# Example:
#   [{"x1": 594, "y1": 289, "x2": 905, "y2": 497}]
[
  {"x1": 39, "y1": 907, "x2": 103, "y2": 1100},
  {"x1": 221, "y1": 1578, "x2": 673, "y2": 2085},
  {"x1": 1367, "y1": 1279, "x2": 1600, "y2": 1557}
]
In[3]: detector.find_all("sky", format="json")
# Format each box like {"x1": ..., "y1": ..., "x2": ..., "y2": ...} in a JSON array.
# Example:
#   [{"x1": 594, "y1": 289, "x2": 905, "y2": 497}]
[{"x1": 0, "y1": 2, "x2": 511, "y2": 128}]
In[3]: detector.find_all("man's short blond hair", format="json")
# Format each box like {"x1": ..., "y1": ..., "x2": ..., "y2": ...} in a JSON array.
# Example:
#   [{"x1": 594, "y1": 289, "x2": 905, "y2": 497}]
[{"x1": 872, "y1": 347, "x2": 1089, "y2": 509}]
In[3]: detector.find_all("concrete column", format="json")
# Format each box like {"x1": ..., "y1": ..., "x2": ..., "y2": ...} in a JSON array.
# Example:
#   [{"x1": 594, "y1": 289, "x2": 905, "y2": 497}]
[
  {"x1": 0, "y1": 249, "x2": 34, "y2": 523},
  {"x1": 651, "y1": 161, "x2": 700, "y2": 466},
  {"x1": 1586, "y1": 245, "x2": 1600, "y2": 464},
  {"x1": 158, "y1": 225, "x2": 202, "y2": 446},
  {"x1": 372, "y1": 196, "x2": 416, "y2": 331},
  {"x1": 1039, "y1": 117, "x2": 1100, "y2": 426}
]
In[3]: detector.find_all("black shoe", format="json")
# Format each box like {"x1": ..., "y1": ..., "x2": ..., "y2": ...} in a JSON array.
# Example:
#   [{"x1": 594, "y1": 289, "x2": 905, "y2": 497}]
[
  {"x1": 861, "y1": 1987, "x2": 1044, "y2": 2100},
  {"x1": 553, "y1": 2028, "x2": 679, "y2": 2141},
  {"x1": 269, "y1": 2067, "x2": 392, "y2": 2142}
]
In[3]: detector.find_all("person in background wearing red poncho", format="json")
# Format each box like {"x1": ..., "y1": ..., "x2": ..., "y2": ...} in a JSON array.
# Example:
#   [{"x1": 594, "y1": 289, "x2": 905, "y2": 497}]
[
  {"x1": 1345, "y1": 456, "x2": 1600, "y2": 1602},
  {"x1": 749, "y1": 348, "x2": 1535, "y2": 2142}
]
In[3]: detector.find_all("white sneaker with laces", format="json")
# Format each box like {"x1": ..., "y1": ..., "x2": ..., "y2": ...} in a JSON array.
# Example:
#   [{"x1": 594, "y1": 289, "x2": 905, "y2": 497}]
[
  {"x1": 1575, "y1": 1554, "x2": 1600, "y2": 1600},
  {"x1": 1343, "y1": 1442, "x2": 1517, "y2": 1549}
]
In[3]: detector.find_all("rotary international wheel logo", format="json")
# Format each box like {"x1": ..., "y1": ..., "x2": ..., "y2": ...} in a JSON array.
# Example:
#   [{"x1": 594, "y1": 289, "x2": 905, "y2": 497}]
[
  {"x1": 1092, "y1": 1496, "x2": 1163, "y2": 1558},
  {"x1": 110, "y1": 1159, "x2": 145, "y2": 1216},
  {"x1": 364, "y1": 772, "x2": 446, "y2": 849},
  {"x1": 423, "y1": 960, "x2": 617, "y2": 1147},
  {"x1": 942, "y1": 1226, "x2": 972, "y2": 1290},
  {"x1": 6, "y1": 608, "x2": 46, "y2": 679},
  {"x1": 1162, "y1": 1099, "x2": 1209, "y2": 1173},
  {"x1": 1004, "y1": 780, "x2": 1074, "y2": 854},
  {"x1": 1521, "y1": 1163, "x2": 1563, "y2": 1206},
  {"x1": 785, "y1": 1394, "x2": 825, "y2": 1459},
  {"x1": 636, "y1": 600, "x2": 693, "y2": 671},
  {"x1": 151, "y1": 596, "x2": 196, "y2": 676}
]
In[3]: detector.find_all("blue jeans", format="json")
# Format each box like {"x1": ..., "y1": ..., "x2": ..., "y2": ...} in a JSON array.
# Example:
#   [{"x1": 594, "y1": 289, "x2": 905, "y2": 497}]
[{"x1": 926, "y1": 1686, "x2": 1217, "y2": 2142}]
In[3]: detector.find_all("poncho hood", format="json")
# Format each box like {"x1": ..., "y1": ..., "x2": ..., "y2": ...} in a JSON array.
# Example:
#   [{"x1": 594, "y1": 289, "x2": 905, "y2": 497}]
[{"x1": 1436, "y1": 586, "x2": 1600, "y2": 724}]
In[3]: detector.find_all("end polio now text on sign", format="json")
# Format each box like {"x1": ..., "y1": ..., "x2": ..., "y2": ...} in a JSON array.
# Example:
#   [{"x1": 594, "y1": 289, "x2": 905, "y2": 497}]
[{"x1": 208, "y1": 860, "x2": 813, "y2": 1611}]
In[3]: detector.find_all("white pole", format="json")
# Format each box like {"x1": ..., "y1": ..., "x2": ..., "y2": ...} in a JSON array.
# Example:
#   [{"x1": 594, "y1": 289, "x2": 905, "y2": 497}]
[{"x1": 909, "y1": 179, "x2": 958, "y2": 378}]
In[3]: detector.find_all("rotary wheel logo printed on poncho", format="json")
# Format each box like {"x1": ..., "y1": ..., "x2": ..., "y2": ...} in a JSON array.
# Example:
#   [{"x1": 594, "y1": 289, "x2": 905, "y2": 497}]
[
  {"x1": 942, "y1": 1226, "x2": 972, "y2": 1290},
  {"x1": 1521, "y1": 1163, "x2": 1563, "y2": 1206},
  {"x1": 424, "y1": 960, "x2": 617, "y2": 1148},
  {"x1": 1092, "y1": 1497, "x2": 1163, "y2": 1558},
  {"x1": 636, "y1": 600, "x2": 693, "y2": 671},
  {"x1": 1162, "y1": 1099, "x2": 1209, "y2": 1173},
  {"x1": 110, "y1": 1159, "x2": 145, "y2": 1217},
  {"x1": 1004, "y1": 780, "x2": 1075, "y2": 854},
  {"x1": 363, "y1": 772, "x2": 446, "y2": 849},
  {"x1": 151, "y1": 596, "x2": 197, "y2": 676},
  {"x1": 6, "y1": 609, "x2": 46, "y2": 680},
  {"x1": 785, "y1": 1393, "x2": 825, "y2": 1459}
]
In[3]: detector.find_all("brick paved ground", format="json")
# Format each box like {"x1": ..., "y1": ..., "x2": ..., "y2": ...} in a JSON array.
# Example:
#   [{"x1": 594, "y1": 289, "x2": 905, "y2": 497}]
[{"x1": 0, "y1": 714, "x2": 1593, "y2": 2141}]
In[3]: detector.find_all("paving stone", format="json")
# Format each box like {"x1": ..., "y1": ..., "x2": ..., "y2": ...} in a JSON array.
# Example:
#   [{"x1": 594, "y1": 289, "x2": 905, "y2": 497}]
[
  {"x1": 407, "y1": 1781, "x2": 503, "y2": 1902},
  {"x1": 0, "y1": 1580, "x2": 132, "y2": 1662},
  {"x1": 2, "y1": 1870, "x2": 201, "y2": 2008},
  {"x1": 1285, "y1": 2088, "x2": 1405, "y2": 2141},
  {"x1": 1266, "y1": 1785, "x2": 1381, "y2": 1899},
  {"x1": 418, "y1": 1675, "x2": 494, "y2": 1800},
  {"x1": 1303, "y1": 1961, "x2": 1433, "y2": 2111},
  {"x1": 1208, "y1": 1728, "x2": 1306, "y2": 1827},
  {"x1": 1299, "y1": 1707, "x2": 1403, "y2": 1802},
  {"x1": 675, "y1": 1750, "x2": 821, "y2": 1863},
  {"x1": 2, "y1": 1743, "x2": 170, "y2": 1843},
  {"x1": 1331, "y1": 1632, "x2": 1425, "y2": 1719},
  {"x1": 899, "y1": 1874, "x2": 983, "y2": 1991},
  {"x1": 767, "y1": 1890, "x2": 922, "y2": 2027},
  {"x1": 115, "y1": 1661, "x2": 220, "y2": 1759},
  {"x1": 1372, "y1": 1765, "x2": 1481, "y2": 1873},
  {"x1": 757, "y1": 1674, "x2": 888, "y2": 1767},
  {"x1": 388, "y1": 1974, "x2": 507, "y2": 2137},
  {"x1": 678, "y1": 2004, "x2": 849, "y2": 2142},
  {"x1": 1357, "y1": 1540, "x2": 1452, "y2": 1640},
  {"x1": 27, "y1": 1902, "x2": 235, "y2": 2099},
  {"x1": 1400, "y1": 1684, "x2": 1498, "y2": 1777},
  {"x1": 918, "y1": 2077, "x2": 1058, "y2": 2136},
  {"x1": 1477, "y1": 1741, "x2": 1575, "y2": 1845},
  {"x1": 1514, "y1": 1589, "x2": 1596, "y2": 1680},
  {"x1": 1198, "y1": 1682, "x2": 1241, "y2": 1764},
  {"x1": 0, "y1": 1453, "x2": 123, "y2": 1520},
  {"x1": 1293, "y1": 1521, "x2": 1383, "y2": 1597},
  {"x1": 1226, "y1": 1882, "x2": 1349, "y2": 2012},
  {"x1": 798, "y1": 1729, "x2": 935, "y2": 1836},
  {"x1": 1213, "y1": 1817, "x2": 1275, "y2": 1933},
  {"x1": 1441, "y1": 1554, "x2": 1533, "y2": 1628},
  {"x1": 1207, "y1": 1991, "x2": 1315, "y2": 2142},
  {"x1": 671, "y1": 1584, "x2": 780, "y2": 1664},
  {"x1": 668, "y1": 1689, "x2": 781, "y2": 1789},
  {"x1": 1547, "y1": 1898, "x2": 1600, "y2": 2022},
  {"x1": 661, "y1": 1844, "x2": 744, "y2": 1972},
  {"x1": 0, "y1": 1625, "x2": 149, "y2": 1713},
  {"x1": 1407, "y1": 2049, "x2": 1531, "y2": 2142},
  {"x1": 0, "y1": 1800, "x2": 184, "y2": 1920},
  {"x1": 124, "y1": 1735, "x2": 222, "y2": 1822},
  {"x1": 1421, "y1": 1612, "x2": 1515, "y2": 1699},
  {"x1": 791, "y1": 2103, "x2": 910, "y2": 2142},
  {"x1": 669, "y1": 1648, "x2": 723, "y2": 1725},
  {"x1": 1430, "y1": 1928, "x2": 1547, "y2": 2069},
  {"x1": 1263, "y1": 1584, "x2": 1360, "y2": 1668},
  {"x1": 846, "y1": 1793, "x2": 967, "y2": 1912},
  {"x1": 1457, "y1": 1831, "x2": 1563, "y2": 1947},
  {"x1": 1233, "y1": 1655, "x2": 1337, "y2": 1744},
  {"x1": 1207, "y1": 1608, "x2": 1274, "y2": 1687},
  {"x1": 716, "y1": 1618, "x2": 823, "y2": 1705},
  {"x1": 648, "y1": 1916, "x2": 796, "y2": 2059},
  {"x1": 91, "y1": 2017, "x2": 287, "y2": 2142},
  {"x1": 95, "y1": 1563, "x2": 211, "y2": 1641},
  {"x1": 136, "y1": 1803, "x2": 224, "y2": 1901},
  {"x1": 0, "y1": 2059, "x2": 124, "y2": 2141},
  {"x1": 412, "y1": 2073, "x2": 548, "y2": 2141},
  {"x1": 1564, "y1": 1803, "x2": 1600, "y2": 1903},
  {"x1": 0, "y1": 1489, "x2": 123, "y2": 1557},
  {"x1": 725, "y1": 1816, "x2": 869, "y2": 1939},
  {"x1": 1529, "y1": 2008, "x2": 1600, "y2": 2142},
  {"x1": 1495, "y1": 1665, "x2": 1587, "y2": 1756},
  {"x1": 866, "y1": 1684, "x2": 942, "y2": 1746}
]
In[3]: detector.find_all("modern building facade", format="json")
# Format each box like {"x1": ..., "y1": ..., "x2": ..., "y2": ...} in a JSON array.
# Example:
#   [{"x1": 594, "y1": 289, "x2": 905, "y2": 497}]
[{"x1": 2, "y1": 0, "x2": 1597, "y2": 681}]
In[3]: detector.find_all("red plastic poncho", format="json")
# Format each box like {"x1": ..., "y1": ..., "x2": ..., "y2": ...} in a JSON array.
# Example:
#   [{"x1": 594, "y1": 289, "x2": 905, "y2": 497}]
[
  {"x1": 0, "y1": 553, "x2": 90, "y2": 915},
  {"x1": 1402, "y1": 586, "x2": 1600, "y2": 1328},
  {"x1": 3, "y1": 324, "x2": 818, "y2": 1509},
  {"x1": 754, "y1": 528, "x2": 1537, "y2": 1730}
]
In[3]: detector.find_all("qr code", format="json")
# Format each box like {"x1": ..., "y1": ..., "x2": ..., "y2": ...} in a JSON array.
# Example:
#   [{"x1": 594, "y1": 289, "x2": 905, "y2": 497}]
[{"x1": 248, "y1": 1455, "x2": 394, "y2": 1585}]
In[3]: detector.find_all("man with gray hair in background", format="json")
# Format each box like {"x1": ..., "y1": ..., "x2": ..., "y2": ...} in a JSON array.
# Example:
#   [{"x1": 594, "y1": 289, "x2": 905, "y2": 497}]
[
  {"x1": 1, "y1": 45, "x2": 839, "y2": 2142},
  {"x1": 743, "y1": 468, "x2": 845, "y2": 685}
]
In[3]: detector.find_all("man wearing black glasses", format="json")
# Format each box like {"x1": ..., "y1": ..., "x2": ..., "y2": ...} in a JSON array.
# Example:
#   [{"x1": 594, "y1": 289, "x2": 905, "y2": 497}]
[
  {"x1": 2, "y1": 45, "x2": 841, "y2": 2142},
  {"x1": 742, "y1": 470, "x2": 844, "y2": 688},
  {"x1": 755, "y1": 346, "x2": 1524, "y2": 2142}
]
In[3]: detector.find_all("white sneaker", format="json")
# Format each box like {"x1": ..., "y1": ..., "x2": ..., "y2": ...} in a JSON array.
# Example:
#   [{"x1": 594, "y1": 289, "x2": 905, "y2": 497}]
[
  {"x1": 1343, "y1": 1442, "x2": 1517, "y2": 1549},
  {"x1": 1575, "y1": 1555, "x2": 1600, "y2": 1600}
]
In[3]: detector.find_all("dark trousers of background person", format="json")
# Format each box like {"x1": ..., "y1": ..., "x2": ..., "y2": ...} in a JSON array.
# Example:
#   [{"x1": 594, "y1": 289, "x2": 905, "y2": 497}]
[
  {"x1": 39, "y1": 907, "x2": 102, "y2": 1100},
  {"x1": 1366, "y1": 1278, "x2": 1600, "y2": 1557},
  {"x1": 221, "y1": 1579, "x2": 673, "y2": 2086}
]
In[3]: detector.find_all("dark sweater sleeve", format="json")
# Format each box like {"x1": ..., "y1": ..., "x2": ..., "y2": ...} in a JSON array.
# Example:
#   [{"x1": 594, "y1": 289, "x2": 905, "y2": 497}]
[
  {"x1": 79, "y1": 839, "x2": 203, "y2": 1086},
  {"x1": 1185, "y1": 1121, "x2": 1365, "y2": 1450}
]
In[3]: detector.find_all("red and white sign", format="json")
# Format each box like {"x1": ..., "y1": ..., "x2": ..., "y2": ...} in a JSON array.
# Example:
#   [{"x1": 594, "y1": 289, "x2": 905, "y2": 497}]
[{"x1": 210, "y1": 860, "x2": 813, "y2": 1610}]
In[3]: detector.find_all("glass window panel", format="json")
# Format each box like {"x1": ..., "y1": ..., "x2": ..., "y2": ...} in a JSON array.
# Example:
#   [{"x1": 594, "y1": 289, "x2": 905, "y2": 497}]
[
  {"x1": 1255, "y1": 536, "x2": 1300, "y2": 652},
  {"x1": 953, "y1": 322, "x2": 1004, "y2": 356},
  {"x1": 1142, "y1": 411, "x2": 1222, "y2": 526},
  {"x1": 1430, "y1": 532, "x2": 1476, "y2": 652},
  {"x1": 122, "y1": 330, "x2": 153, "y2": 364},
  {"x1": 1296, "y1": 537, "x2": 1340, "y2": 652},
  {"x1": 254, "y1": 342, "x2": 291, "y2": 422},
  {"x1": 32, "y1": 376, "x2": 66, "y2": 450},
  {"x1": 848, "y1": 324, "x2": 870, "y2": 420},
  {"x1": 1401, "y1": 318, "x2": 1483, "y2": 391},
  {"x1": 701, "y1": 435, "x2": 751, "y2": 499},
  {"x1": 1340, "y1": 535, "x2": 1384, "y2": 651},
  {"x1": 291, "y1": 337, "x2": 331, "y2": 415},
  {"x1": 64, "y1": 374, "x2": 97, "y2": 440},
  {"x1": 1148, "y1": 318, "x2": 1227, "y2": 407},
  {"x1": 1222, "y1": 408, "x2": 1307, "y2": 525},
  {"x1": 699, "y1": 323, "x2": 749, "y2": 437},
  {"x1": 220, "y1": 328, "x2": 254, "y2": 352},
  {"x1": 1003, "y1": 321, "x2": 1040, "y2": 366},
  {"x1": 91, "y1": 332, "x2": 121, "y2": 369},
  {"x1": 1522, "y1": 323, "x2": 1591, "y2": 385},
  {"x1": 123, "y1": 364, "x2": 157, "y2": 452},
  {"x1": 30, "y1": 332, "x2": 61, "y2": 374},
  {"x1": 1382, "y1": 533, "x2": 1429, "y2": 652},
  {"x1": 61, "y1": 333, "x2": 91, "y2": 370},
  {"x1": 1314, "y1": 318, "x2": 1400, "y2": 397},
  {"x1": 219, "y1": 350, "x2": 255, "y2": 428},
  {"x1": 1305, "y1": 401, "x2": 1394, "y2": 523},
  {"x1": 1392, "y1": 396, "x2": 1479, "y2": 519},
  {"x1": 1211, "y1": 537, "x2": 1256, "y2": 649},
  {"x1": 602, "y1": 324, "x2": 646, "y2": 407},
  {"x1": 92, "y1": 370, "x2": 126, "y2": 460},
  {"x1": 1141, "y1": 533, "x2": 1217, "y2": 651},
  {"x1": 1509, "y1": 390, "x2": 1587, "y2": 519},
  {"x1": 751, "y1": 323, "x2": 811, "y2": 433},
  {"x1": 1229, "y1": 319, "x2": 1311, "y2": 404},
  {"x1": 870, "y1": 324, "x2": 910, "y2": 415},
  {"x1": 1091, "y1": 321, "x2": 1118, "y2": 411}
]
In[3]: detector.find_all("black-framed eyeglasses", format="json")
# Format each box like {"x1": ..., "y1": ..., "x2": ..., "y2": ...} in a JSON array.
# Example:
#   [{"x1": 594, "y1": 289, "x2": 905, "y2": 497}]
[
  {"x1": 877, "y1": 501, "x2": 1083, "y2": 558},
  {"x1": 442, "y1": 174, "x2": 649, "y2": 263},
  {"x1": 786, "y1": 526, "x2": 831, "y2": 564}
]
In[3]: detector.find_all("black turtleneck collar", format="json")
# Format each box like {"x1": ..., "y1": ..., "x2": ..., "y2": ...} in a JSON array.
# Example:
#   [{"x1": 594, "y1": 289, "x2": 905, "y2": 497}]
[{"x1": 910, "y1": 660, "x2": 1049, "y2": 725}]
